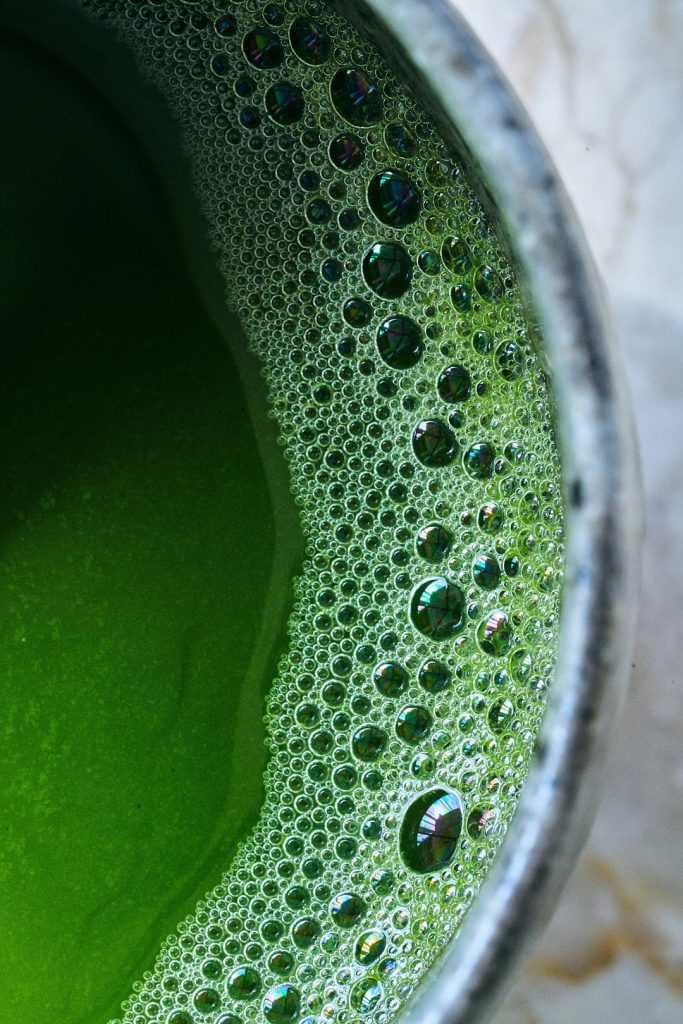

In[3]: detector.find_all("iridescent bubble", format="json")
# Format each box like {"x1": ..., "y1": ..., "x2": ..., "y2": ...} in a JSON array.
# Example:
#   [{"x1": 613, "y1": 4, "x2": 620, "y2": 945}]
[
  {"x1": 510, "y1": 647, "x2": 533, "y2": 682},
  {"x1": 416, "y1": 523, "x2": 452, "y2": 562},
  {"x1": 292, "y1": 917, "x2": 320, "y2": 948},
  {"x1": 228, "y1": 967, "x2": 261, "y2": 1001},
  {"x1": 385, "y1": 123, "x2": 416, "y2": 157},
  {"x1": 289, "y1": 17, "x2": 331, "y2": 65},
  {"x1": 350, "y1": 979, "x2": 383, "y2": 1014},
  {"x1": 473, "y1": 555, "x2": 501, "y2": 591},
  {"x1": 417, "y1": 658, "x2": 451, "y2": 693},
  {"x1": 376, "y1": 315, "x2": 423, "y2": 369},
  {"x1": 400, "y1": 788, "x2": 462, "y2": 872},
  {"x1": 330, "y1": 892, "x2": 365, "y2": 927},
  {"x1": 374, "y1": 661, "x2": 408, "y2": 697},
  {"x1": 418, "y1": 249, "x2": 439, "y2": 275},
  {"x1": 410, "y1": 577, "x2": 464, "y2": 639},
  {"x1": 243, "y1": 29, "x2": 283, "y2": 69},
  {"x1": 437, "y1": 364, "x2": 471, "y2": 403},
  {"x1": 215, "y1": 15, "x2": 237, "y2": 37},
  {"x1": 488, "y1": 697, "x2": 514, "y2": 731},
  {"x1": 467, "y1": 806, "x2": 497, "y2": 838},
  {"x1": 352, "y1": 725, "x2": 387, "y2": 761},
  {"x1": 451, "y1": 284, "x2": 472, "y2": 312},
  {"x1": 343, "y1": 296, "x2": 372, "y2": 326},
  {"x1": 477, "y1": 611, "x2": 513, "y2": 656},
  {"x1": 367, "y1": 170, "x2": 421, "y2": 227},
  {"x1": 412, "y1": 419, "x2": 457, "y2": 467},
  {"x1": 329, "y1": 133, "x2": 365, "y2": 171},
  {"x1": 265, "y1": 82, "x2": 304, "y2": 125},
  {"x1": 355, "y1": 930, "x2": 387, "y2": 965},
  {"x1": 496, "y1": 340, "x2": 525, "y2": 380},
  {"x1": 441, "y1": 235, "x2": 472, "y2": 274},
  {"x1": 478, "y1": 501, "x2": 504, "y2": 532},
  {"x1": 362, "y1": 241, "x2": 412, "y2": 298},
  {"x1": 330, "y1": 68, "x2": 382, "y2": 126},
  {"x1": 464, "y1": 442, "x2": 495, "y2": 478},
  {"x1": 263, "y1": 985, "x2": 300, "y2": 1024},
  {"x1": 306, "y1": 198, "x2": 332, "y2": 224},
  {"x1": 396, "y1": 705, "x2": 432, "y2": 743},
  {"x1": 194, "y1": 988, "x2": 221, "y2": 1013},
  {"x1": 475, "y1": 265, "x2": 505, "y2": 302}
]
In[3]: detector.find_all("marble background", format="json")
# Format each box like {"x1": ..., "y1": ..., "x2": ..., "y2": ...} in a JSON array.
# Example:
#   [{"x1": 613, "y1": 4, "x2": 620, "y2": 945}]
[{"x1": 450, "y1": 1, "x2": 683, "y2": 1020}]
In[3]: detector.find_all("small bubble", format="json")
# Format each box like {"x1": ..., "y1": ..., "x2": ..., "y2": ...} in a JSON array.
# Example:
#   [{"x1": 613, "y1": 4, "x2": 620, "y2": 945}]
[
  {"x1": 265, "y1": 82, "x2": 304, "y2": 125},
  {"x1": 367, "y1": 170, "x2": 421, "y2": 227},
  {"x1": 329, "y1": 133, "x2": 365, "y2": 171},
  {"x1": 410, "y1": 577, "x2": 464, "y2": 639},
  {"x1": 464, "y1": 442, "x2": 495, "y2": 479},
  {"x1": 227, "y1": 967, "x2": 261, "y2": 1001},
  {"x1": 355, "y1": 930, "x2": 387, "y2": 965},
  {"x1": 477, "y1": 611, "x2": 513, "y2": 656},
  {"x1": 289, "y1": 17, "x2": 331, "y2": 65},
  {"x1": 376, "y1": 315, "x2": 423, "y2": 369},
  {"x1": 416, "y1": 523, "x2": 452, "y2": 562},
  {"x1": 417, "y1": 659, "x2": 451, "y2": 693},
  {"x1": 362, "y1": 241, "x2": 412, "y2": 298},
  {"x1": 412, "y1": 419, "x2": 457, "y2": 467},
  {"x1": 437, "y1": 364, "x2": 471, "y2": 403},
  {"x1": 396, "y1": 705, "x2": 432, "y2": 743},
  {"x1": 330, "y1": 893, "x2": 365, "y2": 927},
  {"x1": 330, "y1": 68, "x2": 382, "y2": 127},
  {"x1": 400, "y1": 789, "x2": 462, "y2": 872},
  {"x1": 243, "y1": 28, "x2": 283, "y2": 69},
  {"x1": 473, "y1": 555, "x2": 501, "y2": 591}
]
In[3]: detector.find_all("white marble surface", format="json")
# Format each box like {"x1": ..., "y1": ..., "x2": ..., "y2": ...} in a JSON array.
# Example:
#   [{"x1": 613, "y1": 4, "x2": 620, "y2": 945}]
[{"x1": 451, "y1": 0, "x2": 683, "y2": 1019}]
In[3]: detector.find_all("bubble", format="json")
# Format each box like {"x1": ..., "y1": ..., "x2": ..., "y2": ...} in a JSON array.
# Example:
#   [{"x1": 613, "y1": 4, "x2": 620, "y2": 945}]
[
  {"x1": 410, "y1": 577, "x2": 464, "y2": 639},
  {"x1": 194, "y1": 988, "x2": 221, "y2": 1013},
  {"x1": 374, "y1": 660, "x2": 408, "y2": 697},
  {"x1": 367, "y1": 170, "x2": 421, "y2": 228},
  {"x1": 441, "y1": 236, "x2": 472, "y2": 274},
  {"x1": 437, "y1": 364, "x2": 471, "y2": 403},
  {"x1": 412, "y1": 419, "x2": 457, "y2": 467},
  {"x1": 400, "y1": 789, "x2": 462, "y2": 873},
  {"x1": 330, "y1": 68, "x2": 382, "y2": 127},
  {"x1": 451, "y1": 284, "x2": 472, "y2": 312},
  {"x1": 265, "y1": 82, "x2": 304, "y2": 124},
  {"x1": 342, "y1": 296, "x2": 372, "y2": 327},
  {"x1": 376, "y1": 315, "x2": 423, "y2": 369},
  {"x1": 292, "y1": 918, "x2": 320, "y2": 948},
  {"x1": 496, "y1": 341, "x2": 525, "y2": 380},
  {"x1": 243, "y1": 29, "x2": 283, "y2": 69},
  {"x1": 418, "y1": 249, "x2": 439, "y2": 275},
  {"x1": 227, "y1": 967, "x2": 261, "y2": 1001},
  {"x1": 362, "y1": 241, "x2": 412, "y2": 298},
  {"x1": 263, "y1": 984, "x2": 300, "y2": 1024},
  {"x1": 417, "y1": 658, "x2": 451, "y2": 693},
  {"x1": 352, "y1": 725, "x2": 388, "y2": 761},
  {"x1": 472, "y1": 555, "x2": 501, "y2": 591},
  {"x1": 329, "y1": 133, "x2": 365, "y2": 171},
  {"x1": 477, "y1": 611, "x2": 513, "y2": 656},
  {"x1": 464, "y1": 442, "x2": 495, "y2": 479},
  {"x1": 396, "y1": 706, "x2": 432, "y2": 745},
  {"x1": 355, "y1": 930, "x2": 387, "y2": 966},
  {"x1": 330, "y1": 892, "x2": 365, "y2": 927},
  {"x1": 474, "y1": 265, "x2": 505, "y2": 302},
  {"x1": 415, "y1": 523, "x2": 452, "y2": 562},
  {"x1": 289, "y1": 17, "x2": 331, "y2": 65},
  {"x1": 478, "y1": 501, "x2": 504, "y2": 533},
  {"x1": 385, "y1": 123, "x2": 416, "y2": 157},
  {"x1": 350, "y1": 979, "x2": 383, "y2": 1014},
  {"x1": 215, "y1": 15, "x2": 237, "y2": 37},
  {"x1": 466, "y1": 806, "x2": 497, "y2": 838}
]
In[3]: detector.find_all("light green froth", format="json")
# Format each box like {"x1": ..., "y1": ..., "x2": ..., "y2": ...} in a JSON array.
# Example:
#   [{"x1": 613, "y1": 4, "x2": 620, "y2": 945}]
[{"x1": 56, "y1": 0, "x2": 564, "y2": 1020}]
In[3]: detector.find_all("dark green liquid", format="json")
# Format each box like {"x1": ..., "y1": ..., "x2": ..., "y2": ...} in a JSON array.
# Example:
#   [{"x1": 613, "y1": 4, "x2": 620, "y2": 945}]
[{"x1": 0, "y1": 30, "x2": 302, "y2": 1021}]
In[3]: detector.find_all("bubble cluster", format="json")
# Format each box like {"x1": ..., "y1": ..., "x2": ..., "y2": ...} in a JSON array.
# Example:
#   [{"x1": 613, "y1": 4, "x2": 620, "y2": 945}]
[{"x1": 78, "y1": 2, "x2": 565, "y2": 1022}]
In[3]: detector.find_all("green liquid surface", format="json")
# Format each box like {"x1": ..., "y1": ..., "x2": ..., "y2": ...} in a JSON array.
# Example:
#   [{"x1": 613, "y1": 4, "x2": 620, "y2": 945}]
[
  {"x1": 0, "y1": 29, "x2": 302, "y2": 1021},
  {"x1": 1, "y1": 2, "x2": 566, "y2": 1023}
]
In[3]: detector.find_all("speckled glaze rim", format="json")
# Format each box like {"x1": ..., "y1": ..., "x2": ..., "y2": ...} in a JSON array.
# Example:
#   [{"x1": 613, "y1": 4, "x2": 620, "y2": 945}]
[{"x1": 342, "y1": 1, "x2": 642, "y2": 1022}]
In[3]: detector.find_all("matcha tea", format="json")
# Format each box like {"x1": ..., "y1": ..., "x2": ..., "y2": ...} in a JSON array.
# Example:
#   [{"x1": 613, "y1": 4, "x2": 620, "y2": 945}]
[{"x1": 0, "y1": 1, "x2": 565, "y2": 1022}]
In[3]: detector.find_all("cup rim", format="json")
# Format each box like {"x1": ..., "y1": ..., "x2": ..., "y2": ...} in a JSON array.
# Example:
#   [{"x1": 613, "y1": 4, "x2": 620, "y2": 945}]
[{"x1": 352, "y1": 0, "x2": 642, "y2": 1021}]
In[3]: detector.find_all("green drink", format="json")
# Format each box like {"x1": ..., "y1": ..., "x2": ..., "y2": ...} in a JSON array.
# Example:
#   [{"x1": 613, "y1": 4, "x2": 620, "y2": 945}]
[{"x1": 0, "y1": 1, "x2": 564, "y2": 1022}]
